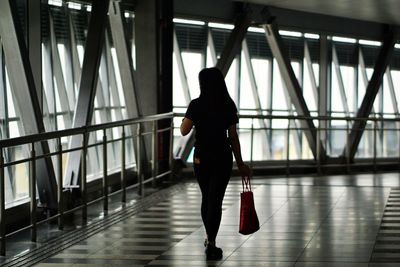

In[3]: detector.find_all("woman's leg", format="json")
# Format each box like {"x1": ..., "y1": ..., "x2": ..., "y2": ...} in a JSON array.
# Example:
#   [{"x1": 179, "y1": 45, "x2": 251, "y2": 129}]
[
  {"x1": 194, "y1": 159, "x2": 211, "y2": 238},
  {"x1": 205, "y1": 155, "x2": 232, "y2": 244}
]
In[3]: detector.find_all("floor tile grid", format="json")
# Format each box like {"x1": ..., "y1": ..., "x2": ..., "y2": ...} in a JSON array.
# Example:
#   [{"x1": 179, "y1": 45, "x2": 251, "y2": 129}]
[
  {"x1": 1, "y1": 182, "x2": 193, "y2": 267},
  {"x1": 34, "y1": 181, "x2": 249, "y2": 267},
  {"x1": 151, "y1": 184, "x2": 302, "y2": 266},
  {"x1": 295, "y1": 187, "x2": 390, "y2": 265},
  {"x1": 213, "y1": 185, "x2": 345, "y2": 266}
]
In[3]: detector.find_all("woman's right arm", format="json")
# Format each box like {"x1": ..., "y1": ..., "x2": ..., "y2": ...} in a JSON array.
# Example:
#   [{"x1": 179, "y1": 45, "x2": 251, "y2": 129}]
[
  {"x1": 228, "y1": 124, "x2": 251, "y2": 177},
  {"x1": 180, "y1": 118, "x2": 193, "y2": 136}
]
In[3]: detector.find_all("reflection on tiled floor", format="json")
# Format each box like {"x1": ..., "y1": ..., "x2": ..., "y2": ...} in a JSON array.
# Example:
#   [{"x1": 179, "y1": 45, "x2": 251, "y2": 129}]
[{"x1": 18, "y1": 173, "x2": 400, "y2": 266}]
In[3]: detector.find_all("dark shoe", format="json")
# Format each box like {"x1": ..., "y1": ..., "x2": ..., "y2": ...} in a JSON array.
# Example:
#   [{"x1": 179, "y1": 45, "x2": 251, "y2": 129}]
[{"x1": 205, "y1": 244, "x2": 223, "y2": 260}]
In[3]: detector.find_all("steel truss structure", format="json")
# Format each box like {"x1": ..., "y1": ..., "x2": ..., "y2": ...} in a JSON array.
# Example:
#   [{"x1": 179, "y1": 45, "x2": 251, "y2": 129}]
[{"x1": 0, "y1": 0, "x2": 399, "y2": 213}]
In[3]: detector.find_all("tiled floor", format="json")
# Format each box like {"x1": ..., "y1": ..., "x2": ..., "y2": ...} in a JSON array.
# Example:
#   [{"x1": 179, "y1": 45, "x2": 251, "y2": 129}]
[{"x1": 5, "y1": 173, "x2": 400, "y2": 266}]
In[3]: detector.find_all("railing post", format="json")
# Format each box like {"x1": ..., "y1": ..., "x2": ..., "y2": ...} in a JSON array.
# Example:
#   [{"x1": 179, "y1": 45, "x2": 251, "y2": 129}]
[
  {"x1": 137, "y1": 124, "x2": 143, "y2": 196},
  {"x1": 30, "y1": 143, "x2": 37, "y2": 243},
  {"x1": 121, "y1": 126, "x2": 126, "y2": 203},
  {"x1": 286, "y1": 119, "x2": 290, "y2": 176},
  {"x1": 250, "y1": 119, "x2": 254, "y2": 168},
  {"x1": 152, "y1": 120, "x2": 158, "y2": 187},
  {"x1": 373, "y1": 118, "x2": 377, "y2": 172},
  {"x1": 103, "y1": 129, "x2": 108, "y2": 212},
  {"x1": 168, "y1": 120, "x2": 174, "y2": 179},
  {"x1": 81, "y1": 133, "x2": 87, "y2": 223},
  {"x1": 57, "y1": 137, "x2": 63, "y2": 230},
  {"x1": 346, "y1": 118, "x2": 351, "y2": 173},
  {"x1": 316, "y1": 117, "x2": 321, "y2": 175},
  {"x1": 0, "y1": 148, "x2": 5, "y2": 256}
]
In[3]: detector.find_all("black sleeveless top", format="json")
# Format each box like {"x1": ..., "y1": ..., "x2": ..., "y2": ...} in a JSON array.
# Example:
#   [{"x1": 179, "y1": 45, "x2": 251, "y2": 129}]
[{"x1": 185, "y1": 97, "x2": 238, "y2": 157}]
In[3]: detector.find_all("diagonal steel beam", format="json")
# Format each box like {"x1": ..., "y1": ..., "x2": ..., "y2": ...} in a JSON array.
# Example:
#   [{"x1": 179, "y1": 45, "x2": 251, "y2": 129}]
[
  {"x1": 207, "y1": 29, "x2": 218, "y2": 66},
  {"x1": 108, "y1": 1, "x2": 140, "y2": 119},
  {"x1": 64, "y1": 0, "x2": 110, "y2": 186},
  {"x1": 304, "y1": 40, "x2": 318, "y2": 108},
  {"x1": 262, "y1": 21, "x2": 326, "y2": 160},
  {"x1": 343, "y1": 28, "x2": 396, "y2": 160},
  {"x1": 216, "y1": 7, "x2": 252, "y2": 76},
  {"x1": 0, "y1": 0, "x2": 58, "y2": 209}
]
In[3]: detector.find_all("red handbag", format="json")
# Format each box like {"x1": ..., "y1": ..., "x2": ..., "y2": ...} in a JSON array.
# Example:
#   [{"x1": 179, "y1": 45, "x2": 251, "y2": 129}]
[{"x1": 239, "y1": 176, "x2": 260, "y2": 235}]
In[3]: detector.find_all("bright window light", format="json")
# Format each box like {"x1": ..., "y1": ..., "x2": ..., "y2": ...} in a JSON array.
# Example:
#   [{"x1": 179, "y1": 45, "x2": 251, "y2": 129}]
[
  {"x1": 332, "y1": 36, "x2": 357, "y2": 43},
  {"x1": 173, "y1": 18, "x2": 205, "y2": 26},
  {"x1": 48, "y1": 0, "x2": 62, "y2": 7},
  {"x1": 359, "y1": 39, "x2": 381, "y2": 46},
  {"x1": 395, "y1": 44, "x2": 400, "y2": 49},
  {"x1": 248, "y1": 27, "x2": 264, "y2": 33},
  {"x1": 86, "y1": 5, "x2": 92, "y2": 12},
  {"x1": 304, "y1": 33, "x2": 320, "y2": 39},
  {"x1": 208, "y1": 22, "x2": 234, "y2": 30},
  {"x1": 68, "y1": 2, "x2": 81, "y2": 10}
]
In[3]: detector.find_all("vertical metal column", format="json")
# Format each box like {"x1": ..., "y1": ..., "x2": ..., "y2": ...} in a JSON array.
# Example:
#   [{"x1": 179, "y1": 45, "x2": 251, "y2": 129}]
[
  {"x1": 103, "y1": 129, "x2": 108, "y2": 212},
  {"x1": 28, "y1": 0, "x2": 42, "y2": 111},
  {"x1": 57, "y1": 138, "x2": 63, "y2": 230},
  {"x1": 0, "y1": 148, "x2": 5, "y2": 256},
  {"x1": 81, "y1": 133, "x2": 87, "y2": 223},
  {"x1": 121, "y1": 127, "x2": 126, "y2": 203},
  {"x1": 319, "y1": 35, "x2": 331, "y2": 156},
  {"x1": 137, "y1": 124, "x2": 143, "y2": 196},
  {"x1": 152, "y1": 121, "x2": 158, "y2": 187}
]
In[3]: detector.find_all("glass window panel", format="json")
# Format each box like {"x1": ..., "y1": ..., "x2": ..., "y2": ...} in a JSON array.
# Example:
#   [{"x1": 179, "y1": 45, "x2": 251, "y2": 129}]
[
  {"x1": 172, "y1": 52, "x2": 187, "y2": 107},
  {"x1": 272, "y1": 59, "x2": 288, "y2": 111},
  {"x1": 182, "y1": 52, "x2": 202, "y2": 99},
  {"x1": 239, "y1": 52, "x2": 256, "y2": 110},
  {"x1": 252, "y1": 58, "x2": 269, "y2": 110},
  {"x1": 225, "y1": 58, "x2": 238, "y2": 105}
]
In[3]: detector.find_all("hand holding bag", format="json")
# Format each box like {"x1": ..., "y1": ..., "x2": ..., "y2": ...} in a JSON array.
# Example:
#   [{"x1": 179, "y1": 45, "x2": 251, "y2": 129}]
[{"x1": 239, "y1": 176, "x2": 260, "y2": 235}]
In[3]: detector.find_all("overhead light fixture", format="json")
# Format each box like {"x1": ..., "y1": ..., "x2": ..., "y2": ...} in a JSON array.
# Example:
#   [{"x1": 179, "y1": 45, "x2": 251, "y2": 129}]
[
  {"x1": 208, "y1": 22, "x2": 234, "y2": 30},
  {"x1": 304, "y1": 33, "x2": 320, "y2": 39},
  {"x1": 332, "y1": 36, "x2": 357, "y2": 44},
  {"x1": 279, "y1": 30, "x2": 302, "y2": 37},
  {"x1": 248, "y1": 27, "x2": 264, "y2": 33},
  {"x1": 48, "y1": 0, "x2": 62, "y2": 7},
  {"x1": 173, "y1": 18, "x2": 205, "y2": 26},
  {"x1": 359, "y1": 39, "x2": 381, "y2": 46},
  {"x1": 395, "y1": 44, "x2": 400, "y2": 49}
]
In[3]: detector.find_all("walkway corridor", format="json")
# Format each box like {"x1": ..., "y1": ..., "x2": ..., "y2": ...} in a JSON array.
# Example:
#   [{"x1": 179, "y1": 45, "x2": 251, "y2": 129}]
[{"x1": 5, "y1": 173, "x2": 400, "y2": 266}]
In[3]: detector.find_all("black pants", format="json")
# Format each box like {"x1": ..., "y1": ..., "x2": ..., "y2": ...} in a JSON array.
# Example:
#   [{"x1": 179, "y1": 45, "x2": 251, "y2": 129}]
[{"x1": 194, "y1": 147, "x2": 232, "y2": 243}]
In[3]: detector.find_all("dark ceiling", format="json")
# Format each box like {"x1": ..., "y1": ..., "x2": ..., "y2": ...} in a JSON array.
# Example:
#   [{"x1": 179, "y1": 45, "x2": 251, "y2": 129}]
[{"x1": 243, "y1": 0, "x2": 400, "y2": 26}]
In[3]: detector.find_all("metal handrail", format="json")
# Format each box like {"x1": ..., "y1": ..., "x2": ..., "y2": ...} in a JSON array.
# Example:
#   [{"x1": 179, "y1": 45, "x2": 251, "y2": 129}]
[
  {"x1": 0, "y1": 112, "x2": 173, "y2": 148},
  {"x1": 0, "y1": 112, "x2": 174, "y2": 256}
]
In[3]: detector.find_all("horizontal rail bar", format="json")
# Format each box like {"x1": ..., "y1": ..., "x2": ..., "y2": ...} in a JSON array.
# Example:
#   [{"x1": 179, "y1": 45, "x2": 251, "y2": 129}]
[{"x1": 0, "y1": 112, "x2": 173, "y2": 148}]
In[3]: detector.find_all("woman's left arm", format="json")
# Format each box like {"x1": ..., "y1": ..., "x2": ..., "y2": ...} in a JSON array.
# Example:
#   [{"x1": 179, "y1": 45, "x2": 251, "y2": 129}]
[{"x1": 180, "y1": 118, "x2": 193, "y2": 136}]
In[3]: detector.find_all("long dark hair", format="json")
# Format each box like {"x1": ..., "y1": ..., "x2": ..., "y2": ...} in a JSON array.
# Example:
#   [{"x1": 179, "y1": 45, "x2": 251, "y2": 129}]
[{"x1": 198, "y1": 67, "x2": 236, "y2": 112}]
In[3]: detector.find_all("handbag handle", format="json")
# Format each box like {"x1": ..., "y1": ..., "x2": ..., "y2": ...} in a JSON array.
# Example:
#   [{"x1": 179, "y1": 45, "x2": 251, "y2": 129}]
[{"x1": 242, "y1": 176, "x2": 251, "y2": 192}]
